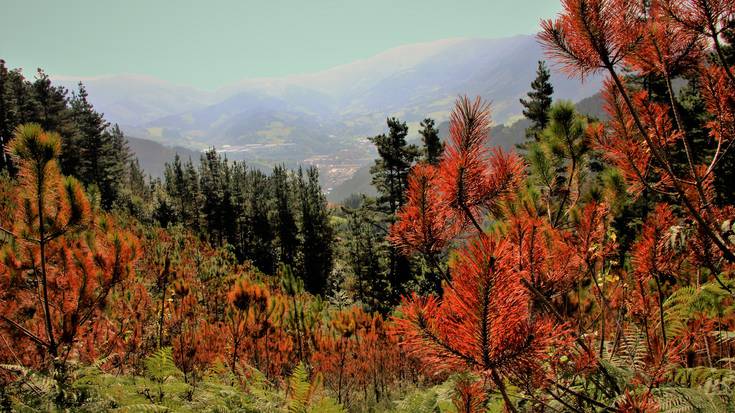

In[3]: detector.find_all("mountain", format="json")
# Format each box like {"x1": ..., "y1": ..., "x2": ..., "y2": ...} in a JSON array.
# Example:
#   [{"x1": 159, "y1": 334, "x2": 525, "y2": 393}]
[
  {"x1": 53, "y1": 74, "x2": 215, "y2": 126},
  {"x1": 575, "y1": 92, "x2": 606, "y2": 120},
  {"x1": 54, "y1": 34, "x2": 603, "y2": 188},
  {"x1": 327, "y1": 92, "x2": 606, "y2": 203},
  {"x1": 126, "y1": 136, "x2": 201, "y2": 178},
  {"x1": 171, "y1": 36, "x2": 600, "y2": 149}
]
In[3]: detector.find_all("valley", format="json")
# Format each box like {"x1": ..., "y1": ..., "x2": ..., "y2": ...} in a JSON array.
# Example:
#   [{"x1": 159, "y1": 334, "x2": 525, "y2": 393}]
[{"x1": 53, "y1": 34, "x2": 602, "y2": 194}]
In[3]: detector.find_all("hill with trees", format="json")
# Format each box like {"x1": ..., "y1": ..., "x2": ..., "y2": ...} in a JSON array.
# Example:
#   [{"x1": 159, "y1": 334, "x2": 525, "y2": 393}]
[{"x1": 2, "y1": 1, "x2": 735, "y2": 411}]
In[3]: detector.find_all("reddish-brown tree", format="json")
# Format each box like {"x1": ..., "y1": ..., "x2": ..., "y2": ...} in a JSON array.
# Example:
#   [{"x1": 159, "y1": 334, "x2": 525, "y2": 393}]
[
  {"x1": 311, "y1": 305, "x2": 404, "y2": 408},
  {"x1": 540, "y1": 0, "x2": 735, "y2": 267},
  {"x1": 226, "y1": 277, "x2": 292, "y2": 379},
  {"x1": 0, "y1": 124, "x2": 139, "y2": 372},
  {"x1": 393, "y1": 234, "x2": 567, "y2": 412}
]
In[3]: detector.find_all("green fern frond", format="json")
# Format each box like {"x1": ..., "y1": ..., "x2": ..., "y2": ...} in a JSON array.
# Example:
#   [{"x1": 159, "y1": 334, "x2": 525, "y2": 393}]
[
  {"x1": 286, "y1": 363, "x2": 345, "y2": 413},
  {"x1": 287, "y1": 363, "x2": 313, "y2": 413},
  {"x1": 144, "y1": 347, "x2": 182, "y2": 382},
  {"x1": 608, "y1": 326, "x2": 649, "y2": 373},
  {"x1": 308, "y1": 397, "x2": 346, "y2": 413},
  {"x1": 653, "y1": 386, "x2": 731, "y2": 413},
  {"x1": 113, "y1": 403, "x2": 171, "y2": 412}
]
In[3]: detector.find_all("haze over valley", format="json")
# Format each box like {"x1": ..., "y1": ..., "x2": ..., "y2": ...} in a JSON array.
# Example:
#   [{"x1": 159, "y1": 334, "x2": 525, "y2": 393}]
[{"x1": 53, "y1": 34, "x2": 601, "y2": 194}]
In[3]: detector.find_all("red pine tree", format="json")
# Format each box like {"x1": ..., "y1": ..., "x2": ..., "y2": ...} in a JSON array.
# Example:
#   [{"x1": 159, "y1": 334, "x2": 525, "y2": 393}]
[{"x1": 0, "y1": 124, "x2": 139, "y2": 372}]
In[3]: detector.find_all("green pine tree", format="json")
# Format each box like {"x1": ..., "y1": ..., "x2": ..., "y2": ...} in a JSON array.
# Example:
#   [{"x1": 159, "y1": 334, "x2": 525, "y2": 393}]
[
  {"x1": 296, "y1": 166, "x2": 334, "y2": 295},
  {"x1": 271, "y1": 165, "x2": 299, "y2": 268},
  {"x1": 244, "y1": 168, "x2": 275, "y2": 274},
  {"x1": 69, "y1": 82, "x2": 125, "y2": 208},
  {"x1": 419, "y1": 118, "x2": 443, "y2": 165},
  {"x1": 526, "y1": 101, "x2": 592, "y2": 228},
  {"x1": 369, "y1": 117, "x2": 419, "y2": 215},
  {"x1": 368, "y1": 117, "x2": 419, "y2": 301},
  {"x1": 0, "y1": 60, "x2": 10, "y2": 173},
  {"x1": 520, "y1": 60, "x2": 554, "y2": 142},
  {"x1": 342, "y1": 196, "x2": 390, "y2": 312}
]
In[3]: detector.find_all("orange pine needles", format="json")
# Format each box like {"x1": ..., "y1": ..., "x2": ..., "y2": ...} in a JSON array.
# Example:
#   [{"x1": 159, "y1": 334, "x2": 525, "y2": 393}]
[
  {"x1": 435, "y1": 97, "x2": 524, "y2": 233},
  {"x1": 631, "y1": 204, "x2": 682, "y2": 284},
  {"x1": 539, "y1": 0, "x2": 631, "y2": 78},
  {"x1": 452, "y1": 376, "x2": 488, "y2": 413},
  {"x1": 226, "y1": 277, "x2": 292, "y2": 378},
  {"x1": 541, "y1": 0, "x2": 735, "y2": 264},
  {"x1": 0, "y1": 124, "x2": 139, "y2": 369},
  {"x1": 392, "y1": 235, "x2": 565, "y2": 384},
  {"x1": 389, "y1": 164, "x2": 452, "y2": 258},
  {"x1": 390, "y1": 96, "x2": 524, "y2": 278},
  {"x1": 389, "y1": 97, "x2": 567, "y2": 412}
]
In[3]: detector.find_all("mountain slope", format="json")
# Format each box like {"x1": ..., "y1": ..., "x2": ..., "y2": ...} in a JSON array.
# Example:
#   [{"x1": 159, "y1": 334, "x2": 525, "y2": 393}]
[
  {"x1": 53, "y1": 74, "x2": 215, "y2": 126},
  {"x1": 131, "y1": 36, "x2": 602, "y2": 177},
  {"x1": 55, "y1": 35, "x2": 604, "y2": 189},
  {"x1": 62, "y1": 35, "x2": 600, "y2": 151},
  {"x1": 126, "y1": 136, "x2": 201, "y2": 178},
  {"x1": 327, "y1": 92, "x2": 605, "y2": 203}
]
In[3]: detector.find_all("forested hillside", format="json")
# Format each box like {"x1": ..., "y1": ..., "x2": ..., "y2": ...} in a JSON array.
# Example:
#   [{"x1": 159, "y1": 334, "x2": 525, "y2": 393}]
[
  {"x1": 1, "y1": 0, "x2": 735, "y2": 412},
  {"x1": 327, "y1": 90, "x2": 604, "y2": 203}
]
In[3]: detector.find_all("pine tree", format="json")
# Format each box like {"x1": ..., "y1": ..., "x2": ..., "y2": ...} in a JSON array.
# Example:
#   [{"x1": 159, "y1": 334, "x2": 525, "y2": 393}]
[
  {"x1": 99, "y1": 124, "x2": 131, "y2": 208},
  {"x1": 182, "y1": 157, "x2": 201, "y2": 228},
  {"x1": 164, "y1": 154, "x2": 202, "y2": 228},
  {"x1": 368, "y1": 118, "x2": 419, "y2": 299},
  {"x1": 271, "y1": 165, "x2": 299, "y2": 267},
  {"x1": 31, "y1": 70, "x2": 72, "y2": 137},
  {"x1": 0, "y1": 60, "x2": 10, "y2": 173},
  {"x1": 68, "y1": 83, "x2": 118, "y2": 206},
  {"x1": 0, "y1": 123, "x2": 138, "y2": 369},
  {"x1": 539, "y1": 0, "x2": 735, "y2": 262},
  {"x1": 244, "y1": 169, "x2": 275, "y2": 274},
  {"x1": 419, "y1": 118, "x2": 442, "y2": 165},
  {"x1": 296, "y1": 166, "x2": 334, "y2": 295},
  {"x1": 0, "y1": 65, "x2": 65, "y2": 175},
  {"x1": 368, "y1": 118, "x2": 419, "y2": 215},
  {"x1": 2, "y1": 65, "x2": 37, "y2": 144},
  {"x1": 519, "y1": 60, "x2": 554, "y2": 141},
  {"x1": 526, "y1": 101, "x2": 592, "y2": 228},
  {"x1": 343, "y1": 196, "x2": 390, "y2": 311},
  {"x1": 199, "y1": 149, "x2": 233, "y2": 246},
  {"x1": 117, "y1": 157, "x2": 152, "y2": 219},
  {"x1": 0, "y1": 64, "x2": 143, "y2": 211}
]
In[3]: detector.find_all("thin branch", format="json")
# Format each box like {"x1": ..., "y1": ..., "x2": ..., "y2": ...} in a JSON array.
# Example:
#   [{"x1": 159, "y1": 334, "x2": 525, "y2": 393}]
[
  {"x1": 604, "y1": 64, "x2": 735, "y2": 263},
  {"x1": 0, "y1": 316, "x2": 48, "y2": 349}
]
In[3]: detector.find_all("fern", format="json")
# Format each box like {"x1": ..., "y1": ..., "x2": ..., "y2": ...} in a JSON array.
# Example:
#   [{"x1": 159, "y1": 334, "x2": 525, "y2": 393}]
[
  {"x1": 113, "y1": 404, "x2": 171, "y2": 412},
  {"x1": 145, "y1": 347, "x2": 181, "y2": 383},
  {"x1": 286, "y1": 363, "x2": 345, "y2": 413},
  {"x1": 287, "y1": 363, "x2": 313, "y2": 413},
  {"x1": 387, "y1": 380, "x2": 456, "y2": 413},
  {"x1": 242, "y1": 365, "x2": 285, "y2": 410},
  {"x1": 673, "y1": 367, "x2": 735, "y2": 387},
  {"x1": 605, "y1": 325, "x2": 649, "y2": 377},
  {"x1": 653, "y1": 386, "x2": 731, "y2": 413}
]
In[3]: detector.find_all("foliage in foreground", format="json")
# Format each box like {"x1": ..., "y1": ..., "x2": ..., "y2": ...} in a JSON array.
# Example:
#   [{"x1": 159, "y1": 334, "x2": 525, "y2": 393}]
[
  {"x1": 2, "y1": 0, "x2": 735, "y2": 411},
  {"x1": 1, "y1": 347, "x2": 347, "y2": 412},
  {"x1": 388, "y1": 0, "x2": 735, "y2": 411}
]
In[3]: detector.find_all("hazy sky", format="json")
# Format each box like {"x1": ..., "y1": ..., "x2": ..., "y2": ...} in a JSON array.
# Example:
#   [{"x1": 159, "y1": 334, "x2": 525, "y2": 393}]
[{"x1": 1, "y1": 0, "x2": 560, "y2": 90}]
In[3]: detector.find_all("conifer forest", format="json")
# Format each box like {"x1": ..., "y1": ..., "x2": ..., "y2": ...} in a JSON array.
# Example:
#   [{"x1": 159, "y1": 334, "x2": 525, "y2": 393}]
[{"x1": 1, "y1": 0, "x2": 735, "y2": 411}]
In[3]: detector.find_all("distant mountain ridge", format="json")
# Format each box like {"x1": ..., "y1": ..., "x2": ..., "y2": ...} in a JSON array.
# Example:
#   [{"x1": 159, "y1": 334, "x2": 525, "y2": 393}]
[
  {"x1": 53, "y1": 35, "x2": 603, "y2": 187},
  {"x1": 54, "y1": 35, "x2": 601, "y2": 150},
  {"x1": 125, "y1": 136, "x2": 201, "y2": 178}
]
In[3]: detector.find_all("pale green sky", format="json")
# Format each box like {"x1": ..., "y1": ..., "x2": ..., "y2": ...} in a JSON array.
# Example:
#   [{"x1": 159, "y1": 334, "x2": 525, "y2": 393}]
[{"x1": 0, "y1": 0, "x2": 560, "y2": 90}]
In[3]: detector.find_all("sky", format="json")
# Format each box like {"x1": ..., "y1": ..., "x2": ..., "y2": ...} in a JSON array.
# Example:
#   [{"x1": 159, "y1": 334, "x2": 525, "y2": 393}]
[{"x1": 0, "y1": 0, "x2": 561, "y2": 90}]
